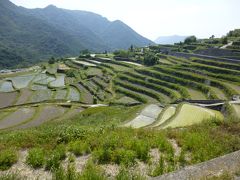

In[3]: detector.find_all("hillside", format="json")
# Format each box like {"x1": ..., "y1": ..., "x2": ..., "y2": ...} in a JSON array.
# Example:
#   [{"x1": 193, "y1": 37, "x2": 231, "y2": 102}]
[
  {"x1": 0, "y1": 37, "x2": 240, "y2": 178},
  {"x1": 0, "y1": 0, "x2": 152, "y2": 68}
]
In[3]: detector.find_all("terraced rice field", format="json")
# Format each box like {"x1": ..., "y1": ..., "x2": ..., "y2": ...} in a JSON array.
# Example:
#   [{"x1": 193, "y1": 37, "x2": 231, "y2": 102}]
[
  {"x1": 67, "y1": 86, "x2": 80, "y2": 101},
  {"x1": 0, "y1": 54, "x2": 239, "y2": 130},
  {"x1": 0, "y1": 81, "x2": 15, "y2": 92},
  {"x1": 15, "y1": 89, "x2": 33, "y2": 105},
  {"x1": 0, "y1": 107, "x2": 36, "y2": 130},
  {"x1": 0, "y1": 92, "x2": 18, "y2": 108},
  {"x1": 72, "y1": 60, "x2": 97, "y2": 67},
  {"x1": 8, "y1": 74, "x2": 36, "y2": 89},
  {"x1": 124, "y1": 104, "x2": 162, "y2": 128},
  {"x1": 16, "y1": 105, "x2": 66, "y2": 129},
  {"x1": 150, "y1": 105, "x2": 177, "y2": 127},
  {"x1": 49, "y1": 74, "x2": 65, "y2": 88},
  {"x1": 160, "y1": 104, "x2": 223, "y2": 129}
]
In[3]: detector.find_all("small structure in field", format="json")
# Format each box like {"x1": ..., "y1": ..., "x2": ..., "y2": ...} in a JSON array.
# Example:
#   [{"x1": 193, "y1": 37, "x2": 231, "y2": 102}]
[{"x1": 57, "y1": 64, "x2": 71, "y2": 73}]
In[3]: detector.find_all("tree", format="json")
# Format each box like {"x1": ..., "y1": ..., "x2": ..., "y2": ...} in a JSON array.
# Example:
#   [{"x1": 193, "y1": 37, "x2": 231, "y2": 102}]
[
  {"x1": 80, "y1": 49, "x2": 90, "y2": 55},
  {"x1": 222, "y1": 36, "x2": 228, "y2": 44},
  {"x1": 129, "y1": 45, "x2": 134, "y2": 52},
  {"x1": 79, "y1": 49, "x2": 90, "y2": 58},
  {"x1": 184, "y1": 36, "x2": 197, "y2": 44},
  {"x1": 210, "y1": 35, "x2": 215, "y2": 39},
  {"x1": 143, "y1": 53, "x2": 158, "y2": 66},
  {"x1": 48, "y1": 57, "x2": 55, "y2": 64}
]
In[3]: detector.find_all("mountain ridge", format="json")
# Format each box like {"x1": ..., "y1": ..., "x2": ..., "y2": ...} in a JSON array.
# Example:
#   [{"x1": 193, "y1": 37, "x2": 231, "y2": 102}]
[{"x1": 0, "y1": 0, "x2": 153, "y2": 68}]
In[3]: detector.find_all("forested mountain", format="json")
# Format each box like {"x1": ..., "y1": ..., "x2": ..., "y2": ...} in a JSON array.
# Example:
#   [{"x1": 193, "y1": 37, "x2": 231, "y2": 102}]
[{"x1": 0, "y1": 0, "x2": 152, "y2": 68}]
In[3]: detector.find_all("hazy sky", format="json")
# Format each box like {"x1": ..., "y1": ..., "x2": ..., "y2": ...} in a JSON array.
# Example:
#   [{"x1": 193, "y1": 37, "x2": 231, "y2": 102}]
[{"x1": 10, "y1": 0, "x2": 240, "y2": 41}]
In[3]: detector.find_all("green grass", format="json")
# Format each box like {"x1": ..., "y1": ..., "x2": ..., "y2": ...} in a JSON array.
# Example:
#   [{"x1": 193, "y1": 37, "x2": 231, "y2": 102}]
[
  {"x1": 0, "y1": 104, "x2": 240, "y2": 177},
  {"x1": 0, "y1": 149, "x2": 18, "y2": 170},
  {"x1": 26, "y1": 148, "x2": 45, "y2": 168}
]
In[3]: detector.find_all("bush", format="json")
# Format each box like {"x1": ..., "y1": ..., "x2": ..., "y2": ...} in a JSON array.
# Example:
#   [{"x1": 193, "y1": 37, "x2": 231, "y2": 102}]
[
  {"x1": 113, "y1": 149, "x2": 137, "y2": 166},
  {"x1": 143, "y1": 52, "x2": 158, "y2": 66},
  {"x1": 45, "y1": 153, "x2": 61, "y2": 171},
  {"x1": 68, "y1": 141, "x2": 90, "y2": 156},
  {"x1": 93, "y1": 148, "x2": 113, "y2": 164},
  {"x1": 26, "y1": 148, "x2": 45, "y2": 168},
  {"x1": 132, "y1": 140, "x2": 150, "y2": 162},
  {"x1": 0, "y1": 149, "x2": 18, "y2": 170},
  {"x1": 80, "y1": 160, "x2": 106, "y2": 180},
  {"x1": 150, "y1": 155, "x2": 165, "y2": 177},
  {"x1": 116, "y1": 167, "x2": 131, "y2": 180},
  {"x1": 53, "y1": 164, "x2": 81, "y2": 180},
  {"x1": 45, "y1": 145, "x2": 66, "y2": 171},
  {"x1": 184, "y1": 36, "x2": 197, "y2": 44}
]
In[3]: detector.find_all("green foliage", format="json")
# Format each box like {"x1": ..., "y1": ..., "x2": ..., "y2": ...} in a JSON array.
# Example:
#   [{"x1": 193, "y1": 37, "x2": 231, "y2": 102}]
[
  {"x1": 80, "y1": 160, "x2": 106, "y2": 180},
  {"x1": 114, "y1": 50, "x2": 135, "y2": 58},
  {"x1": 116, "y1": 168, "x2": 131, "y2": 180},
  {"x1": 184, "y1": 36, "x2": 197, "y2": 44},
  {"x1": 143, "y1": 52, "x2": 158, "y2": 66},
  {"x1": 68, "y1": 141, "x2": 90, "y2": 156},
  {"x1": 150, "y1": 155, "x2": 165, "y2": 177},
  {"x1": 53, "y1": 164, "x2": 81, "y2": 180},
  {"x1": 48, "y1": 57, "x2": 56, "y2": 64},
  {"x1": 26, "y1": 148, "x2": 45, "y2": 168},
  {"x1": 114, "y1": 79, "x2": 163, "y2": 102},
  {"x1": 45, "y1": 145, "x2": 66, "y2": 171},
  {"x1": 222, "y1": 37, "x2": 228, "y2": 44},
  {"x1": 132, "y1": 140, "x2": 150, "y2": 162},
  {"x1": 227, "y1": 29, "x2": 240, "y2": 37},
  {"x1": 113, "y1": 149, "x2": 137, "y2": 166},
  {"x1": 118, "y1": 73, "x2": 179, "y2": 101},
  {"x1": 0, "y1": 149, "x2": 18, "y2": 170}
]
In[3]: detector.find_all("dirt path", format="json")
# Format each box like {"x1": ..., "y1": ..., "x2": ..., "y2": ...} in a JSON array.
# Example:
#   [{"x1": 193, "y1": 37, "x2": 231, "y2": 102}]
[
  {"x1": 124, "y1": 104, "x2": 163, "y2": 128},
  {"x1": 220, "y1": 41, "x2": 233, "y2": 49}
]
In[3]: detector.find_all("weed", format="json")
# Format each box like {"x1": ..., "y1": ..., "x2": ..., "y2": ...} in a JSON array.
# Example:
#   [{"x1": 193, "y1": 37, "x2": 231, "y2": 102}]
[
  {"x1": 0, "y1": 149, "x2": 18, "y2": 170},
  {"x1": 26, "y1": 148, "x2": 45, "y2": 168},
  {"x1": 68, "y1": 141, "x2": 90, "y2": 156}
]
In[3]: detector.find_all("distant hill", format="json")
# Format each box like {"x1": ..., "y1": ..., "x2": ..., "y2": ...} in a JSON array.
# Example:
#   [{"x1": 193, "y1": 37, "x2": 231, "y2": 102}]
[
  {"x1": 0, "y1": 0, "x2": 152, "y2": 68},
  {"x1": 155, "y1": 35, "x2": 188, "y2": 44}
]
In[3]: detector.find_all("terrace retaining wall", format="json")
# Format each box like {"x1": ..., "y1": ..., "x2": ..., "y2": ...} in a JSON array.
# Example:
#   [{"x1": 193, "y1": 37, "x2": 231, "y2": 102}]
[
  {"x1": 151, "y1": 150, "x2": 240, "y2": 180},
  {"x1": 169, "y1": 52, "x2": 240, "y2": 63}
]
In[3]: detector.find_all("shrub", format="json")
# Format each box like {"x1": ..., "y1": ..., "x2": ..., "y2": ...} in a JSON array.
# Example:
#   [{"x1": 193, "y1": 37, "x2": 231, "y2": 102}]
[
  {"x1": 113, "y1": 149, "x2": 137, "y2": 166},
  {"x1": 45, "y1": 145, "x2": 66, "y2": 171},
  {"x1": 80, "y1": 160, "x2": 106, "y2": 180},
  {"x1": 116, "y1": 167, "x2": 131, "y2": 180},
  {"x1": 26, "y1": 148, "x2": 45, "y2": 168},
  {"x1": 45, "y1": 152, "x2": 61, "y2": 171},
  {"x1": 184, "y1": 36, "x2": 197, "y2": 44},
  {"x1": 150, "y1": 155, "x2": 165, "y2": 177},
  {"x1": 93, "y1": 148, "x2": 113, "y2": 164},
  {"x1": 143, "y1": 52, "x2": 158, "y2": 66},
  {"x1": 53, "y1": 164, "x2": 81, "y2": 180},
  {"x1": 68, "y1": 141, "x2": 90, "y2": 156},
  {"x1": 0, "y1": 149, "x2": 18, "y2": 170},
  {"x1": 132, "y1": 140, "x2": 150, "y2": 162}
]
